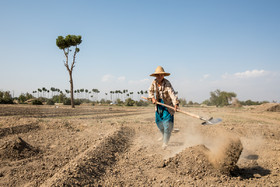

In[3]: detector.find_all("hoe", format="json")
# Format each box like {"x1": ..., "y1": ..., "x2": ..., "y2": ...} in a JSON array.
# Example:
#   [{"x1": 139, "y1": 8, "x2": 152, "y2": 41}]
[{"x1": 142, "y1": 97, "x2": 222, "y2": 125}]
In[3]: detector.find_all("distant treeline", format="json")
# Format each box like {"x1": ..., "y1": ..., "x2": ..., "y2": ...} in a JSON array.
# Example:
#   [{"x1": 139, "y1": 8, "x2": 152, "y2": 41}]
[
  {"x1": 0, "y1": 90, "x2": 150, "y2": 107},
  {"x1": 0, "y1": 90, "x2": 273, "y2": 107},
  {"x1": 0, "y1": 91, "x2": 14, "y2": 104},
  {"x1": 179, "y1": 89, "x2": 271, "y2": 107},
  {"x1": 239, "y1": 100, "x2": 269, "y2": 106}
]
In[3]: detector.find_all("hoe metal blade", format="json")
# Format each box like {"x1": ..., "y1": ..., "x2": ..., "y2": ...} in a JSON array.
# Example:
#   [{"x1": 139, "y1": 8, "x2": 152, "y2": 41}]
[{"x1": 201, "y1": 117, "x2": 222, "y2": 125}]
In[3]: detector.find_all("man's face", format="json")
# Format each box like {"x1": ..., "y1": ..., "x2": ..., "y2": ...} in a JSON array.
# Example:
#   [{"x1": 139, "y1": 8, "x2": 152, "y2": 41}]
[{"x1": 156, "y1": 74, "x2": 164, "y2": 82}]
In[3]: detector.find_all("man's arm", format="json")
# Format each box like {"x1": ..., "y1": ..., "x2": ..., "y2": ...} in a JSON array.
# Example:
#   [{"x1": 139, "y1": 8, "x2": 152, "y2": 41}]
[{"x1": 148, "y1": 80, "x2": 156, "y2": 104}]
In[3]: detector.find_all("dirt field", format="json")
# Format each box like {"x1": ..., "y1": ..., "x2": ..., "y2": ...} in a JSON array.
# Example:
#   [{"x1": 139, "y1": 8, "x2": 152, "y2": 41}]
[{"x1": 0, "y1": 104, "x2": 279, "y2": 186}]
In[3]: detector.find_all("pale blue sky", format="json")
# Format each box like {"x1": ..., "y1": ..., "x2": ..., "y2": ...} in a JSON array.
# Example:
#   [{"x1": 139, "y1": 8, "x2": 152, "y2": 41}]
[{"x1": 0, "y1": 0, "x2": 279, "y2": 102}]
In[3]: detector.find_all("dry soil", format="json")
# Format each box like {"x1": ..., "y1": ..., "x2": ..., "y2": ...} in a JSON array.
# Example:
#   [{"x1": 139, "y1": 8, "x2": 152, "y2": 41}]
[{"x1": 0, "y1": 104, "x2": 279, "y2": 186}]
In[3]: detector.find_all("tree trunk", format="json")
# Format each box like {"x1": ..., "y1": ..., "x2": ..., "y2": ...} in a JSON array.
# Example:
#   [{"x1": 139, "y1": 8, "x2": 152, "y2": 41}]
[{"x1": 69, "y1": 72, "x2": 75, "y2": 108}]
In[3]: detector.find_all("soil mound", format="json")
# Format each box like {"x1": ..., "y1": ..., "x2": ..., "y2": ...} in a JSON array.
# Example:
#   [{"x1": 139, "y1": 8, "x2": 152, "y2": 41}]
[
  {"x1": 266, "y1": 104, "x2": 280, "y2": 112},
  {"x1": 165, "y1": 137, "x2": 243, "y2": 177},
  {"x1": 165, "y1": 145, "x2": 216, "y2": 178},
  {"x1": 254, "y1": 103, "x2": 280, "y2": 112},
  {"x1": 0, "y1": 137, "x2": 40, "y2": 160}
]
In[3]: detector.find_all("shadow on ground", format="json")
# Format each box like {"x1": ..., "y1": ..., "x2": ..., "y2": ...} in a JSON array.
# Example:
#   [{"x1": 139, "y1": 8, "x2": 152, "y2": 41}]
[{"x1": 231, "y1": 166, "x2": 271, "y2": 179}]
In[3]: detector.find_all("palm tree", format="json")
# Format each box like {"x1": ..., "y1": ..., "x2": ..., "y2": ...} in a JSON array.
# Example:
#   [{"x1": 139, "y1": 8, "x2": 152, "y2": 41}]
[
  {"x1": 77, "y1": 90, "x2": 80, "y2": 99},
  {"x1": 115, "y1": 90, "x2": 119, "y2": 100},
  {"x1": 110, "y1": 91, "x2": 113, "y2": 102},
  {"x1": 123, "y1": 90, "x2": 126, "y2": 101},
  {"x1": 129, "y1": 92, "x2": 134, "y2": 99},
  {"x1": 50, "y1": 87, "x2": 56, "y2": 97},
  {"x1": 92, "y1": 89, "x2": 100, "y2": 101},
  {"x1": 112, "y1": 91, "x2": 115, "y2": 102},
  {"x1": 145, "y1": 90, "x2": 148, "y2": 97},
  {"x1": 56, "y1": 88, "x2": 60, "y2": 96},
  {"x1": 37, "y1": 88, "x2": 42, "y2": 98},
  {"x1": 32, "y1": 91, "x2": 37, "y2": 98},
  {"x1": 92, "y1": 89, "x2": 96, "y2": 101},
  {"x1": 42, "y1": 87, "x2": 47, "y2": 97},
  {"x1": 89, "y1": 91, "x2": 92, "y2": 100},
  {"x1": 79, "y1": 89, "x2": 84, "y2": 99},
  {"x1": 65, "y1": 89, "x2": 70, "y2": 97},
  {"x1": 85, "y1": 89, "x2": 88, "y2": 99},
  {"x1": 96, "y1": 89, "x2": 100, "y2": 101}
]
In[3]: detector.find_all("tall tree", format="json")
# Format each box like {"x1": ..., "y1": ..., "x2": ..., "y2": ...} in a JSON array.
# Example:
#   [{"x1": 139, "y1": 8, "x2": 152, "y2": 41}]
[
  {"x1": 42, "y1": 87, "x2": 47, "y2": 97},
  {"x1": 129, "y1": 92, "x2": 134, "y2": 99},
  {"x1": 80, "y1": 89, "x2": 84, "y2": 99},
  {"x1": 85, "y1": 89, "x2": 88, "y2": 99},
  {"x1": 110, "y1": 91, "x2": 113, "y2": 102},
  {"x1": 50, "y1": 87, "x2": 56, "y2": 97},
  {"x1": 96, "y1": 89, "x2": 100, "y2": 101},
  {"x1": 209, "y1": 89, "x2": 237, "y2": 107},
  {"x1": 56, "y1": 35, "x2": 82, "y2": 108},
  {"x1": 144, "y1": 90, "x2": 148, "y2": 97},
  {"x1": 37, "y1": 88, "x2": 42, "y2": 98}
]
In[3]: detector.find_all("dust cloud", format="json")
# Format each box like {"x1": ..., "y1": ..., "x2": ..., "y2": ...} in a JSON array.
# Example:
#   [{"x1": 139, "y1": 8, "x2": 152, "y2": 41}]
[{"x1": 167, "y1": 120, "x2": 243, "y2": 174}]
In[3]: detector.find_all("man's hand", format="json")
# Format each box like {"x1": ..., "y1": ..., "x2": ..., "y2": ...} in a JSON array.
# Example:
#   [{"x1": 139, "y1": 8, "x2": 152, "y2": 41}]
[
  {"x1": 151, "y1": 97, "x2": 157, "y2": 104},
  {"x1": 174, "y1": 105, "x2": 179, "y2": 112}
]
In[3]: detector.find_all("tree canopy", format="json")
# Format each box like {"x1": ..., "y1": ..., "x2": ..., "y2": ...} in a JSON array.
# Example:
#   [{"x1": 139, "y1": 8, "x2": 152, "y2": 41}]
[
  {"x1": 202, "y1": 89, "x2": 237, "y2": 107},
  {"x1": 56, "y1": 35, "x2": 82, "y2": 51}
]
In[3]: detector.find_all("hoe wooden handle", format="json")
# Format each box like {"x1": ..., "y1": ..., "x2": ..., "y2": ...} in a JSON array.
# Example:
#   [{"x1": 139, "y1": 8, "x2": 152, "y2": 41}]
[{"x1": 141, "y1": 96, "x2": 201, "y2": 119}]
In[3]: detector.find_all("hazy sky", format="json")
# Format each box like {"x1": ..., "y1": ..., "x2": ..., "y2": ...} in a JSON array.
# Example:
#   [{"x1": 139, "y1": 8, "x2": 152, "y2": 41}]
[{"x1": 1, "y1": 0, "x2": 279, "y2": 102}]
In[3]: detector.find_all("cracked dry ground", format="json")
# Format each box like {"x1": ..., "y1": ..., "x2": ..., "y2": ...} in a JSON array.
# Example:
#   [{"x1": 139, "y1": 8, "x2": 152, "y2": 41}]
[{"x1": 0, "y1": 104, "x2": 279, "y2": 186}]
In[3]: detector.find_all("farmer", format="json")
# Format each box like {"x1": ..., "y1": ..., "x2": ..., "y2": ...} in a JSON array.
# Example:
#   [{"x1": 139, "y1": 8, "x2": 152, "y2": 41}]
[{"x1": 148, "y1": 66, "x2": 179, "y2": 149}]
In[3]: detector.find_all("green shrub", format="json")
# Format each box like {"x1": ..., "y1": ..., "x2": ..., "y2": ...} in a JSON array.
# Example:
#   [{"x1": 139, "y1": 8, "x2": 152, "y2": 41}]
[
  {"x1": 124, "y1": 98, "x2": 135, "y2": 106},
  {"x1": 63, "y1": 98, "x2": 71, "y2": 105},
  {"x1": 135, "y1": 100, "x2": 149, "y2": 106},
  {"x1": 178, "y1": 98, "x2": 187, "y2": 106},
  {"x1": 32, "y1": 100, "x2": 43, "y2": 105},
  {"x1": 74, "y1": 99, "x2": 81, "y2": 105},
  {"x1": 63, "y1": 98, "x2": 81, "y2": 105},
  {"x1": 52, "y1": 93, "x2": 67, "y2": 103},
  {"x1": 46, "y1": 99, "x2": 55, "y2": 105}
]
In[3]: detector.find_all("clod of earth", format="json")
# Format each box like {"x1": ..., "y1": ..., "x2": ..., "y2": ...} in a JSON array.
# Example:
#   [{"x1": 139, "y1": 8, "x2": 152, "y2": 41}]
[
  {"x1": 208, "y1": 137, "x2": 243, "y2": 175},
  {"x1": 0, "y1": 137, "x2": 40, "y2": 160}
]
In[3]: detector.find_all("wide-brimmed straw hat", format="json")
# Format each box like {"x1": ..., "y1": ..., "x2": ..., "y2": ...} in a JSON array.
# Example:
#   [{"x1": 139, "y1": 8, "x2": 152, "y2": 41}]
[{"x1": 150, "y1": 66, "x2": 170, "y2": 77}]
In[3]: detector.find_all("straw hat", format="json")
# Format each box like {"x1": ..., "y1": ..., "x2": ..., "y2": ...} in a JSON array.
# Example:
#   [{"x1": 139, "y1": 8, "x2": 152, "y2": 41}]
[{"x1": 150, "y1": 66, "x2": 170, "y2": 77}]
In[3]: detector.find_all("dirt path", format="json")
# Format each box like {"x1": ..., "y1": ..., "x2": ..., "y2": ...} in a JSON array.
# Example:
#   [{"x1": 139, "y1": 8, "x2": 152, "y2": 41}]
[{"x1": 0, "y1": 105, "x2": 279, "y2": 186}]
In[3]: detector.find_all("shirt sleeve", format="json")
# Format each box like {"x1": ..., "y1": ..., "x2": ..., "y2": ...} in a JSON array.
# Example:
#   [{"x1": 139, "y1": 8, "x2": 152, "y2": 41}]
[
  {"x1": 148, "y1": 80, "x2": 156, "y2": 99},
  {"x1": 166, "y1": 80, "x2": 179, "y2": 106}
]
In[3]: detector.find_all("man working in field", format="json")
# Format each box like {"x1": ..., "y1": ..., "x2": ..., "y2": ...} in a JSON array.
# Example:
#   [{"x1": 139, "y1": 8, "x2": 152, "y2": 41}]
[{"x1": 148, "y1": 66, "x2": 179, "y2": 149}]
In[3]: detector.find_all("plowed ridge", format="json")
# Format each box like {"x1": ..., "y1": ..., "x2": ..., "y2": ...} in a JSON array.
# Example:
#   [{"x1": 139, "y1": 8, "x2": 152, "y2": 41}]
[
  {"x1": 0, "y1": 124, "x2": 40, "y2": 138},
  {"x1": 41, "y1": 126, "x2": 134, "y2": 186}
]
